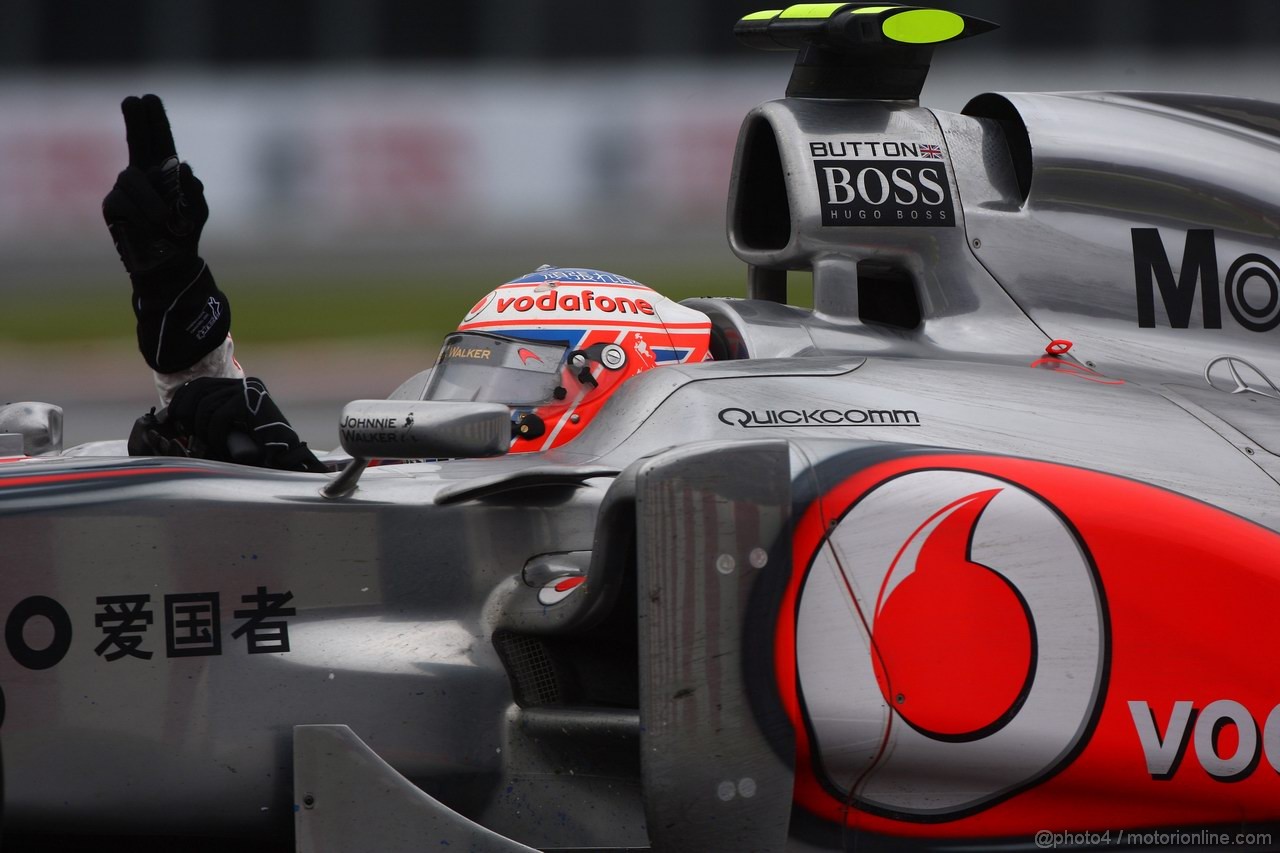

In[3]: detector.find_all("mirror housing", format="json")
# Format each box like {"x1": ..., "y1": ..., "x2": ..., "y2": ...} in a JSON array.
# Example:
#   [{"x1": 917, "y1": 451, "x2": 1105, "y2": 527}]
[
  {"x1": 337, "y1": 400, "x2": 511, "y2": 460},
  {"x1": 324, "y1": 400, "x2": 511, "y2": 499},
  {"x1": 0, "y1": 402, "x2": 64, "y2": 456}
]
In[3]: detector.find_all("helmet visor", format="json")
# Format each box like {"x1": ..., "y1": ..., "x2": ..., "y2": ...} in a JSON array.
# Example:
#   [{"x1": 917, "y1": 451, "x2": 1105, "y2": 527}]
[{"x1": 425, "y1": 332, "x2": 568, "y2": 406}]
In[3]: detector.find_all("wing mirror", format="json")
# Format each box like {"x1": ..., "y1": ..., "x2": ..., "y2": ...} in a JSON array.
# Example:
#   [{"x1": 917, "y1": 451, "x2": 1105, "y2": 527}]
[
  {"x1": 0, "y1": 402, "x2": 64, "y2": 456},
  {"x1": 322, "y1": 400, "x2": 511, "y2": 499}
]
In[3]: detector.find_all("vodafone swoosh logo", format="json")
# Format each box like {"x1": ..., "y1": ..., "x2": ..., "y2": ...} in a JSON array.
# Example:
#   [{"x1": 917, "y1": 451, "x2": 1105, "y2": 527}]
[
  {"x1": 871, "y1": 489, "x2": 1036, "y2": 743},
  {"x1": 792, "y1": 469, "x2": 1106, "y2": 819},
  {"x1": 463, "y1": 293, "x2": 494, "y2": 322}
]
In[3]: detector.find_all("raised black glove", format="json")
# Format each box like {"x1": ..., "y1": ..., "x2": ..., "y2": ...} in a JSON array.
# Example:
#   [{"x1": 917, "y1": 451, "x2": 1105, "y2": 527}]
[
  {"x1": 102, "y1": 94, "x2": 230, "y2": 374},
  {"x1": 157, "y1": 377, "x2": 327, "y2": 473}
]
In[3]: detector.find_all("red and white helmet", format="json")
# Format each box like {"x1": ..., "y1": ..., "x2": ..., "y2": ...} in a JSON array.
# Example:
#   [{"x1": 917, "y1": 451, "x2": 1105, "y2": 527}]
[{"x1": 424, "y1": 266, "x2": 713, "y2": 452}]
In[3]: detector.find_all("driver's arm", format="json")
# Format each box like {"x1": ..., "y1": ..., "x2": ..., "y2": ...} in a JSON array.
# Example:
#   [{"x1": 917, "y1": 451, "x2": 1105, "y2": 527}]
[{"x1": 102, "y1": 94, "x2": 324, "y2": 472}]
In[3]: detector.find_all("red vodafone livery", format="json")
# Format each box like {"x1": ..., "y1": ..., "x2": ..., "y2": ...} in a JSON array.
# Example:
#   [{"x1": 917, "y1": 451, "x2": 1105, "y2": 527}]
[{"x1": 776, "y1": 452, "x2": 1280, "y2": 839}]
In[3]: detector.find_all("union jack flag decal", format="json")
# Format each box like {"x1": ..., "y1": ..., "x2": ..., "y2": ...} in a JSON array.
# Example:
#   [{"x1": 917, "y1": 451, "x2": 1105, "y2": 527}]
[{"x1": 920, "y1": 144, "x2": 943, "y2": 159}]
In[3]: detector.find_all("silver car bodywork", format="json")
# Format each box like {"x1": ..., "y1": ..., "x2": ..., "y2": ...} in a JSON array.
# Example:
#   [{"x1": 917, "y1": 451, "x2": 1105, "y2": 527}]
[{"x1": 4, "y1": 13, "x2": 1280, "y2": 853}]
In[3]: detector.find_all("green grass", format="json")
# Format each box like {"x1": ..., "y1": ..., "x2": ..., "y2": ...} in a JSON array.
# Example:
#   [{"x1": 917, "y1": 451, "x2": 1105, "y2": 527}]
[{"x1": 2, "y1": 267, "x2": 812, "y2": 345}]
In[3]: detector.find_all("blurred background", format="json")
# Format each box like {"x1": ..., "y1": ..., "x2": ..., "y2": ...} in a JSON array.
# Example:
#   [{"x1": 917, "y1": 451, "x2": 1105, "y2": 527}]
[{"x1": 1, "y1": 0, "x2": 1277, "y2": 448}]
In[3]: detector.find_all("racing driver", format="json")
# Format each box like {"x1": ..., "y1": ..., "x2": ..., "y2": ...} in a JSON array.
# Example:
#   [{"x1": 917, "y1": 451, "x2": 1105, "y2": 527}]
[{"x1": 102, "y1": 94, "x2": 714, "y2": 470}]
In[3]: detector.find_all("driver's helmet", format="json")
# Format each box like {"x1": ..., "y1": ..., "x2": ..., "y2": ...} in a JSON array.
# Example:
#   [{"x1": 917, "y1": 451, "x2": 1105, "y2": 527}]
[{"x1": 425, "y1": 266, "x2": 713, "y2": 452}]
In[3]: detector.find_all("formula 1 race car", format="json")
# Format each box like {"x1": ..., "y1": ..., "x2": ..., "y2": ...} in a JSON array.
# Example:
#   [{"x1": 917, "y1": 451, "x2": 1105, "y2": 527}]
[{"x1": 3, "y1": 4, "x2": 1280, "y2": 851}]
